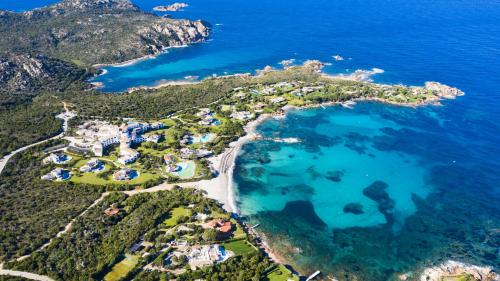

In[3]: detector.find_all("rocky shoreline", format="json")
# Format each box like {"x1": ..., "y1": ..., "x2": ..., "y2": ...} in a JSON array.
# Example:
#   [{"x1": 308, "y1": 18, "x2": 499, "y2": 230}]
[{"x1": 414, "y1": 261, "x2": 498, "y2": 281}]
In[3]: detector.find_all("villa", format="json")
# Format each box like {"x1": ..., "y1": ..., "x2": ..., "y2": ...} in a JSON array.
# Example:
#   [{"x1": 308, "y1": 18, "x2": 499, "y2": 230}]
[
  {"x1": 230, "y1": 111, "x2": 254, "y2": 121},
  {"x1": 163, "y1": 154, "x2": 176, "y2": 165},
  {"x1": 187, "y1": 244, "x2": 233, "y2": 269},
  {"x1": 207, "y1": 219, "x2": 233, "y2": 240},
  {"x1": 113, "y1": 168, "x2": 138, "y2": 181},
  {"x1": 41, "y1": 168, "x2": 71, "y2": 181},
  {"x1": 104, "y1": 206, "x2": 120, "y2": 216},
  {"x1": 196, "y1": 109, "x2": 220, "y2": 126},
  {"x1": 43, "y1": 153, "x2": 71, "y2": 164},
  {"x1": 79, "y1": 158, "x2": 104, "y2": 172}
]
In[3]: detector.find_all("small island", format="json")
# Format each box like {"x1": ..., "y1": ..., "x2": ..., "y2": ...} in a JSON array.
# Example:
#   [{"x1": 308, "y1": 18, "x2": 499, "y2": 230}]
[{"x1": 154, "y1": 2, "x2": 189, "y2": 12}]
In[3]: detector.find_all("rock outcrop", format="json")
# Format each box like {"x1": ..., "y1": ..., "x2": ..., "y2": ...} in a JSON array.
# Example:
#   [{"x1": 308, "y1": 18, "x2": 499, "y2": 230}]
[
  {"x1": 418, "y1": 261, "x2": 497, "y2": 281},
  {"x1": 153, "y1": 2, "x2": 189, "y2": 12},
  {"x1": 0, "y1": 54, "x2": 87, "y2": 94},
  {"x1": 424, "y1": 82, "x2": 465, "y2": 99}
]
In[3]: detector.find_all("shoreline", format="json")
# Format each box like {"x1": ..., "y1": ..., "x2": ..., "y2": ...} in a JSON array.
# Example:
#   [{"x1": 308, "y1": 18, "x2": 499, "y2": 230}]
[{"x1": 91, "y1": 44, "x2": 189, "y2": 69}]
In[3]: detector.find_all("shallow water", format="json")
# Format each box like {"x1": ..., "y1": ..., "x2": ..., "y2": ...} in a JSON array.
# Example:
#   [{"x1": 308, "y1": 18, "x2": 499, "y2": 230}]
[{"x1": 234, "y1": 102, "x2": 500, "y2": 280}]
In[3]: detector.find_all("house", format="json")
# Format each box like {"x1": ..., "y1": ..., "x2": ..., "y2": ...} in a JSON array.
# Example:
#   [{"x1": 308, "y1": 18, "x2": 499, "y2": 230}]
[
  {"x1": 43, "y1": 153, "x2": 71, "y2": 164},
  {"x1": 104, "y1": 207, "x2": 120, "y2": 216},
  {"x1": 41, "y1": 168, "x2": 71, "y2": 181},
  {"x1": 207, "y1": 219, "x2": 234, "y2": 240},
  {"x1": 163, "y1": 154, "x2": 176, "y2": 165}
]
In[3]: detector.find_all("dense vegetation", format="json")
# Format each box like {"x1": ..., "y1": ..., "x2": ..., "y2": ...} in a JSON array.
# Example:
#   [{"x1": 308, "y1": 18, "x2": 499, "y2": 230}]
[
  {"x1": 0, "y1": 140, "x2": 102, "y2": 260},
  {"x1": 7, "y1": 188, "x2": 238, "y2": 281},
  {"x1": 0, "y1": 96, "x2": 64, "y2": 157},
  {"x1": 0, "y1": 0, "x2": 208, "y2": 66},
  {"x1": 136, "y1": 252, "x2": 273, "y2": 281}
]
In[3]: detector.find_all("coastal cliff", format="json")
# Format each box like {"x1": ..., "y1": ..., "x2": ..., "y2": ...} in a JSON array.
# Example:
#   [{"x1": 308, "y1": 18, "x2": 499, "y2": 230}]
[{"x1": 0, "y1": 0, "x2": 210, "y2": 65}]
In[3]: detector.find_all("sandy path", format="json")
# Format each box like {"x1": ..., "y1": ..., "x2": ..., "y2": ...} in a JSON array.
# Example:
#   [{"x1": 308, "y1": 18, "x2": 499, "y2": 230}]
[{"x1": 0, "y1": 264, "x2": 54, "y2": 281}]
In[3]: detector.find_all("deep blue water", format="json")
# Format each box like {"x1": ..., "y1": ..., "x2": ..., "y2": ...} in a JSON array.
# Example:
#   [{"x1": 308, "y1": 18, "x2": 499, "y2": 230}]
[{"x1": 3, "y1": 0, "x2": 500, "y2": 279}]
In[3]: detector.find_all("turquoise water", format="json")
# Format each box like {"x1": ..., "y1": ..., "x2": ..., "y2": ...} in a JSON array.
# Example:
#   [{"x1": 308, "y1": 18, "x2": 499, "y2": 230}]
[
  {"x1": 190, "y1": 133, "x2": 215, "y2": 144},
  {"x1": 237, "y1": 107, "x2": 430, "y2": 230},
  {"x1": 235, "y1": 102, "x2": 500, "y2": 279}
]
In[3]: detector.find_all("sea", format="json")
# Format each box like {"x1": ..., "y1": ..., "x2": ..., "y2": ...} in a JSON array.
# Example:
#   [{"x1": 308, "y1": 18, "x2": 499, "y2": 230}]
[{"x1": 2, "y1": 0, "x2": 499, "y2": 280}]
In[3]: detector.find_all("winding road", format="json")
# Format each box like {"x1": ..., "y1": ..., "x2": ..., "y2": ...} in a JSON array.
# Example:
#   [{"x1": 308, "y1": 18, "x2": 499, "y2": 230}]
[{"x1": 0, "y1": 102, "x2": 74, "y2": 176}]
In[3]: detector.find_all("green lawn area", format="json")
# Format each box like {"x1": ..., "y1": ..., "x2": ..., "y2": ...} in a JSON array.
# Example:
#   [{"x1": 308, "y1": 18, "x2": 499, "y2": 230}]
[
  {"x1": 163, "y1": 207, "x2": 192, "y2": 227},
  {"x1": 266, "y1": 264, "x2": 300, "y2": 281},
  {"x1": 104, "y1": 254, "x2": 139, "y2": 281},
  {"x1": 71, "y1": 169, "x2": 160, "y2": 186},
  {"x1": 231, "y1": 219, "x2": 247, "y2": 240},
  {"x1": 223, "y1": 239, "x2": 257, "y2": 256}
]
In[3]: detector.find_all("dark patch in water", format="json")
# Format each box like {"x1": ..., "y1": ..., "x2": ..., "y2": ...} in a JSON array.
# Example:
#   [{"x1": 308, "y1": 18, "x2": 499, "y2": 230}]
[
  {"x1": 362, "y1": 181, "x2": 395, "y2": 224},
  {"x1": 343, "y1": 203, "x2": 364, "y2": 215},
  {"x1": 289, "y1": 154, "x2": 295, "y2": 158},
  {"x1": 306, "y1": 165, "x2": 321, "y2": 180},
  {"x1": 326, "y1": 170, "x2": 344, "y2": 182},
  {"x1": 250, "y1": 167, "x2": 266, "y2": 178},
  {"x1": 270, "y1": 172, "x2": 290, "y2": 177},
  {"x1": 280, "y1": 200, "x2": 327, "y2": 228}
]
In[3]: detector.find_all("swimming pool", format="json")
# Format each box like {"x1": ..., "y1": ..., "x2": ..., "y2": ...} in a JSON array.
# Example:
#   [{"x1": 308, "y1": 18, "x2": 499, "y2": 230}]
[{"x1": 174, "y1": 161, "x2": 196, "y2": 179}]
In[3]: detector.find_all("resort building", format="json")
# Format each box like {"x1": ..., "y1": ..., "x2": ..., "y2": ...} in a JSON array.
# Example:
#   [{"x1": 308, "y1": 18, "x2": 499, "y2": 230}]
[
  {"x1": 68, "y1": 120, "x2": 164, "y2": 160},
  {"x1": 41, "y1": 168, "x2": 71, "y2": 181},
  {"x1": 79, "y1": 158, "x2": 104, "y2": 173},
  {"x1": 113, "y1": 168, "x2": 138, "y2": 181}
]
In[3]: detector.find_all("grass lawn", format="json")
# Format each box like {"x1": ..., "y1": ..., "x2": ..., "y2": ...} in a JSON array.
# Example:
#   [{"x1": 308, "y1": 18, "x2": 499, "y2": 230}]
[
  {"x1": 71, "y1": 170, "x2": 159, "y2": 185},
  {"x1": 231, "y1": 219, "x2": 247, "y2": 240},
  {"x1": 104, "y1": 254, "x2": 139, "y2": 281},
  {"x1": 266, "y1": 264, "x2": 300, "y2": 281},
  {"x1": 222, "y1": 239, "x2": 257, "y2": 256},
  {"x1": 163, "y1": 207, "x2": 192, "y2": 227}
]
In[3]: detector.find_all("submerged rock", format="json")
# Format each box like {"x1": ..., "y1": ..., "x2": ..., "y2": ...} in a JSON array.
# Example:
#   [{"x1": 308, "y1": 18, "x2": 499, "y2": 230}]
[
  {"x1": 281, "y1": 200, "x2": 327, "y2": 228},
  {"x1": 363, "y1": 181, "x2": 395, "y2": 223},
  {"x1": 343, "y1": 203, "x2": 364, "y2": 215},
  {"x1": 326, "y1": 170, "x2": 344, "y2": 182}
]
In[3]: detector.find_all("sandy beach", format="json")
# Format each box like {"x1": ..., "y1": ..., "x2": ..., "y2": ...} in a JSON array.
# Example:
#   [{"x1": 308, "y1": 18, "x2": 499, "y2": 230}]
[{"x1": 188, "y1": 114, "x2": 271, "y2": 213}]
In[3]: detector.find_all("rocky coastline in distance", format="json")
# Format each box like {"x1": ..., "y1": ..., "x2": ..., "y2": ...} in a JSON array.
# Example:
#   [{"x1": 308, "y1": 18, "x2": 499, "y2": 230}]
[
  {"x1": 0, "y1": 0, "x2": 210, "y2": 66},
  {"x1": 153, "y1": 2, "x2": 189, "y2": 12}
]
